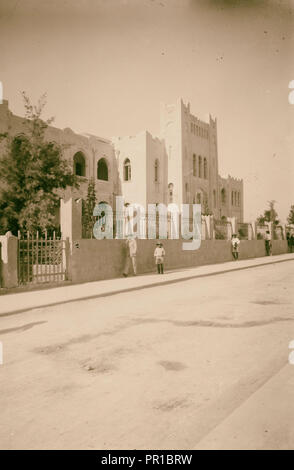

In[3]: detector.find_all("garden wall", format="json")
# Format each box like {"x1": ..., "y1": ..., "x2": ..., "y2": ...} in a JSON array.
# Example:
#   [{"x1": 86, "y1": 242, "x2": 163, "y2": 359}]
[{"x1": 68, "y1": 239, "x2": 288, "y2": 283}]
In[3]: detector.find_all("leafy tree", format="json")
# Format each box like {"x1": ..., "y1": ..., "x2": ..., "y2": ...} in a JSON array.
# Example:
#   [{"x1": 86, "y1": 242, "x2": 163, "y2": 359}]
[
  {"x1": 0, "y1": 92, "x2": 78, "y2": 234},
  {"x1": 82, "y1": 178, "x2": 97, "y2": 238},
  {"x1": 257, "y1": 200, "x2": 280, "y2": 226},
  {"x1": 287, "y1": 205, "x2": 294, "y2": 225}
]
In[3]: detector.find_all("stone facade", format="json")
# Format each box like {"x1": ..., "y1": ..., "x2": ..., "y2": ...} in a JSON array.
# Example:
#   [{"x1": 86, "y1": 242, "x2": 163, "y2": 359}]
[
  {"x1": 0, "y1": 97, "x2": 243, "y2": 222},
  {"x1": 0, "y1": 99, "x2": 120, "y2": 209},
  {"x1": 113, "y1": 98, "x2": 243, "y2": 222}
]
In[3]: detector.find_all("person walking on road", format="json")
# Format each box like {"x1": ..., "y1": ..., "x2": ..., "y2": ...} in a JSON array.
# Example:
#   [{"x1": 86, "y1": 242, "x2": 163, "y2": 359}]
[
  {"x1": 154, "y1": 242, "x2": 165, "y2": 274},
  {"x1": 231, "y1": 234, "x2": 240, "y2": 260},
  {"x1": 123, "y1": 236, "x2": 137, "y2": 277}
]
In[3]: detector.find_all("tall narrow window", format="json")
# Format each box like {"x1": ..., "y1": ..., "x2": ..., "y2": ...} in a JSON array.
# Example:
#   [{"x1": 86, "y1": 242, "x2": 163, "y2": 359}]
[
  {"x1": 204, "y1": 158, "x2": 208, "y2": 179},
  {"x1": 198, "y1": 156, "x2": 202, "y2": 178},
  {"x1": 193, "y1": 154, "x2": 197, "y2": 177},
  {"x1": 213, "y1": 189, "x2": 216, "y2": 208},
  {"x1": 123, "y1": 158, "x2": 131, "y2": 181},
  {"x1": 97, "y1": 158, "x2": 108, "y2": 181},
  {"x1": 221, "y1": 188, "x2": 226, "y2": 204},
  {"x1": 73, "y1": 152, "x2": 86, "y2": 177},
  {"x1": 168, "y1": 183, "x2": 174, "y2": 203},
  {"x1": 154, "y1": 159, "x2": 159, "y2": 182}
]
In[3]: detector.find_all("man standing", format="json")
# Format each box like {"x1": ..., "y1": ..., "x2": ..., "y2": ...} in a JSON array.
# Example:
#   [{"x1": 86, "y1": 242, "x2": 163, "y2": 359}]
[
  {"x1": 265, "y1": 230, "x2": 272, "y2": 256},
  {"x1": 290, "y1": 233, "x2": 294, "y2": 253},
  {"x1": 154, "y1": 242, "x2": 165, "y2": 274},
  {"x1": 286, "y1": 231, "x2": 291, "y2": 252},
  {"x1": 123, "y1": 236, "x2": 137, "y2": 277},
  {"x1": 231, "y1": 234, "x2": 240, "y2": 260}
]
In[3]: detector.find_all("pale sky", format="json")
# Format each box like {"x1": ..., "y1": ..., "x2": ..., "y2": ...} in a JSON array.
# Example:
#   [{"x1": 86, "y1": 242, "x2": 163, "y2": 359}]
[{"x1": 0, "y1": 0, "x2": 293, "y2": 222}]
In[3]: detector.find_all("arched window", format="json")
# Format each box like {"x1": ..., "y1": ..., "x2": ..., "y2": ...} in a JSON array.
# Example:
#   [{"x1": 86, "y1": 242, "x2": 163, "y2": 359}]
[
  {"x1": 97, "y1": 158, "x2": 108, "y2": 181},
  {"x1": 203, "y1": 158, "x2": 208, "y2": 179},
  {"x1": 73, "y1": 151, "x2": 86, "y2": 177},
  {"x1": 213, "y1": 189, "x2": 216, "y2": 208},
  {"x1": 198, "y1": 156, "x2": 202, "y2": 178},
  {"x1": 123, "y1": 158, "x2": 131, "y2": 181},
  {"x1": 196, "y1": 193, "x2": 201, "y2": 204},
  {"x1": 193, "y1": 154, "x2": 197, "y2": 177},
  {"x1": 221, "y1": 188, "x2": 226, "y2": 204},
  {"x1": 154, "y1": 159, "x2": 159, "y2": 182},
  {"x1": 238, "y1": 192, "x2": 240, "y2": 206},
  {"x1": 231, "y1": 191, "x2": 234, "y2": 205}
]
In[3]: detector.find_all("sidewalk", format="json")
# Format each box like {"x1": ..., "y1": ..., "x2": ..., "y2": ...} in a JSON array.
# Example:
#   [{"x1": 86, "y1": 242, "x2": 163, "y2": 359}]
[{"x1": 0, "y1": 253, "x2": 294, "y2": 317}]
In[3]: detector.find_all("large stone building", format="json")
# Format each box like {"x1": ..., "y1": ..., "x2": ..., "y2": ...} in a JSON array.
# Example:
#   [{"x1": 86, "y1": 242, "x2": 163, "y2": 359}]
[
  {"x1": 113, "y1": 98, "x2": 243, "y2": 222},
  {"x1": 0, "y1": 97, "x2": 243, "y2": 224},
  {"x1": 0, "y1": 98, "x2": 120, "y2": 210}
]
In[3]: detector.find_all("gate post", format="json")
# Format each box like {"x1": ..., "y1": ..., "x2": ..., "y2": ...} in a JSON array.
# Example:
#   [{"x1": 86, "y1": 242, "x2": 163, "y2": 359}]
[
  {"x1": 0, "y1": 241, "x2": 2, "y2": 287},
  {"x1": 0, "y1": 232, "x2": 18, "y2": 288},
  {"x1": 60, "y1": 197, "x2": 82, "y2": 251}
]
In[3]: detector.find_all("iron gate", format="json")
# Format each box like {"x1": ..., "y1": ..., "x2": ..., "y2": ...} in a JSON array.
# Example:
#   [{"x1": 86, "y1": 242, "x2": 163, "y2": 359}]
[{"x1": 18, "y1": 233, "x2": 67, "y2": 285}]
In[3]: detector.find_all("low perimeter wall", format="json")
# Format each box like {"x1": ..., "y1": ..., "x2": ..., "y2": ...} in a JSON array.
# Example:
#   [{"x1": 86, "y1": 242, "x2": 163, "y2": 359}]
[
  {"x1": 0, "y1": 232, "x2": 18, "y2": 288},
  {"x1": 69, "y1": 239, "x2": 288, "y2": 284}
]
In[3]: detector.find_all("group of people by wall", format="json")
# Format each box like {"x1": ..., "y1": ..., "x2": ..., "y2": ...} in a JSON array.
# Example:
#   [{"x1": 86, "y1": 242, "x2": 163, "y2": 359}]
[
  {"x1": 231, "y1": 230, "x2": 274, "y2": 261},
  {"x1": 122, "y1": 236, "x2": 166, "y2": 277},
  {"x1": 121, "y1": 229, "x2": 290, "y2": 278}
]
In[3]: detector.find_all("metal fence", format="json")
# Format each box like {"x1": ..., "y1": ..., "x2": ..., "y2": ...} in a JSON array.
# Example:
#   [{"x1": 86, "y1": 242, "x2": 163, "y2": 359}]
[
  {"x1": 83, "y1": 210, "x2": 204, "y2": 240},
  {"x1": 18, "y1": 232, "x2": 67, "y2": 285}
]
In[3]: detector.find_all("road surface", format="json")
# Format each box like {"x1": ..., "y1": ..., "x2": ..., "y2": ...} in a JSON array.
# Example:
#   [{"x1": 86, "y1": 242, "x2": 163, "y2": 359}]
[{"x1": 0, "y1": 259, "x2": 294, "y2": 449}]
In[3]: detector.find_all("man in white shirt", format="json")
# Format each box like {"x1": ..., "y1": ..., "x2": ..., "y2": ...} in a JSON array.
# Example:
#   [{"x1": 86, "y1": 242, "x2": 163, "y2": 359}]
[
  {"x1": 265, "y1": 230, "x2": 272, "y2": 256},
  {"x1": 231, "y1": 234, "x2": 240, "y2": 260},
  {"x1": 154, "y1": 242, "x2": 165, "y2": 274}
]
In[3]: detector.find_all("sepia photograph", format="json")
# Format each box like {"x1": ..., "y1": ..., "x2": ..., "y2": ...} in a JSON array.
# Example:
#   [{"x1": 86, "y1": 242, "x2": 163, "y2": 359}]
[{"x1": 0, "y1": 0, "x2": 294, "y2": 454}]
